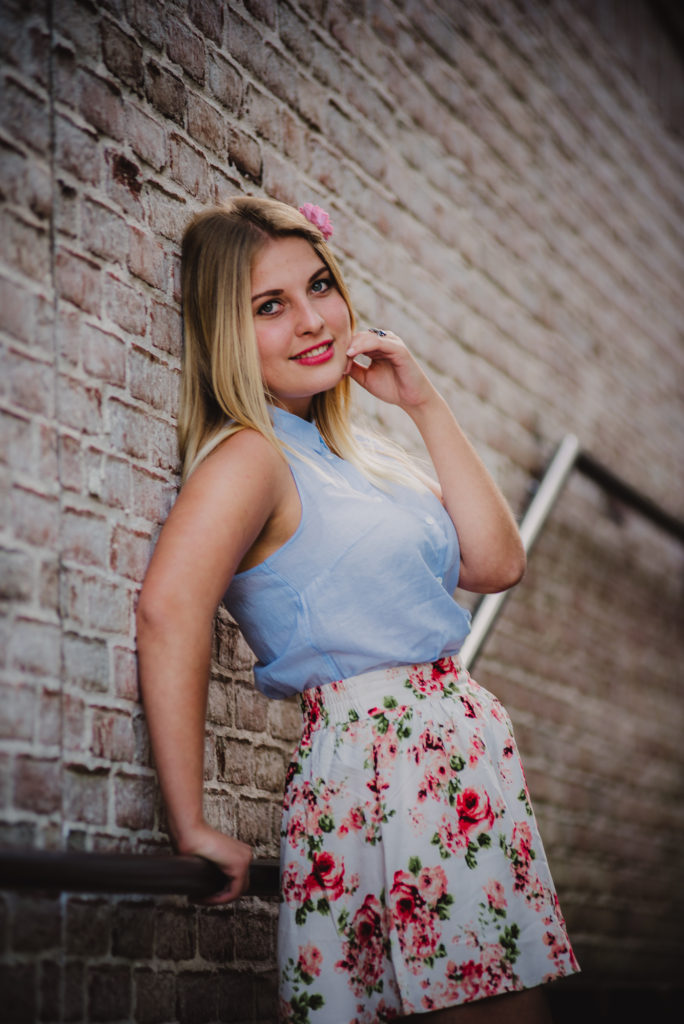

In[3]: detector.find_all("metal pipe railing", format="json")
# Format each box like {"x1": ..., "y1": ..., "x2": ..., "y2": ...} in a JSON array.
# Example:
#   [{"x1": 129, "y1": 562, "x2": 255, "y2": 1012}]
[
  {"x1": 460, "y1": 433, "x2": 684, "y2": 671},
  {"x1": 0, "y1": 849, "x2": 279, "y2": 898},
  {"x1": 460, "y1": 434, "x2": 582, "y2": 671}
]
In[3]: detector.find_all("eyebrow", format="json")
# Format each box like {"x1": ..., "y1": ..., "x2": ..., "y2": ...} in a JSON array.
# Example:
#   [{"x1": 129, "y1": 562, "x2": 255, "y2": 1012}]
[{"x1": 251, "y1": 265, "x2": 329, "y2": 303}]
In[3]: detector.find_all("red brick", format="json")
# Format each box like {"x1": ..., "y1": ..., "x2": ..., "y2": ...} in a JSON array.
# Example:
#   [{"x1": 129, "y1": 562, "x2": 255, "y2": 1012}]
[
  {"x1": 149, "y1": 299, "x2": 182, "y2": 357},
  {"x1": 243, "y1": 83, "x2": 283, "y2": 147},
  {"x1": 91, "y1": 707, "x2": 136, "y2": 761},
  {"x1": 128, "y1": 345, "x2": 176, "y2": 412},
  {"x1": 62, "y1": 568, "x2": 131, "y2": 633},
  {"x1": 114, "y1": 771, "x2": 155, "y2": 829},
  {"x1": 112, "y1": 901, "x2": 155, "y2": 958},
  {"x1": 1, "y1": 210, "x2": 50, "y2": 284},
  {"x1": 55, "y1": 247, "x2": 102, "y2": 315},
  {"x1": 168, "y1": 131, "x2": 212, "y2": 199},
  {"x1": 109, "y1": 398, "x2": 150, "y2": 460},
  {"x1": 255, "y1": 746, "x2": 285, "y2": 793},
  {"x1": 81, "y1": 199, "x2": 128, "y2": 263},
  {"x1": 206, "y1": 51, "x2": 243, "y2": 111},
  {"x1": 227, "y1": 125, "x2": 262, "y2": 183},
  {"x1": 56, "y1": 375, "x2": 103, "y2": 435},
  {"x1": 237, "y1": 797, "x2": 273, "y2": 846},
  {"x1": 188, "y1": 0, "x2": 223, "y2": 44},
  {"x1": 0, "y1": 140, "x2": 51, "y2": 220},
  {"x1": 127, "y1": 226, "x2": 167, "y2": 290},
  {"x1": 14, "y1": 756, "x2": 62, "y2": 814},
  {"x1": 1, "y1": 75, "x2": 50, "y2": 155},
  {"x1": 127, "y1": 0, "x2": 165, "y2": 49},
  {"x1": 63, "y1": 765, "x2": 109, "y2": 824},
  {"x1": 77, "y1": 68, "x2": 125, "y2": 140},
  {"x1": 104, "y1": 272, "x2": 146, "y2": 336},
  {"x1": 101, "y1": 18, "x2": 144, "y2": 88},
  {"x1": 187, "y1": 92, "x2": 228, "y2": 155},
  {"x1": 38, "y1": 685, "x2": 62, "y2": 747},
  {"x1": 217, "y1": 972, "x2": 254, "y2": 1022},
  {"x1": 147, "y1": 417, "x2": 178, "y2": 472},
  {"x1": 111, "y1": 523, "x2": 152, "y2": 582},
  {"x1": 61, "y1": 691, "x2": 87, "y2": 753},
  {"x1": 0, "y1": 546, "x2": 34, "y2": 602},
  {"x1": 176, "y1": 970, "x2": 218, "y2": 1022},
  {"x1": 126, "y1": 103, "x2": 167, "y2": 171},
  {"x1": 65, "y1": 898, "x2": 111, "y2": 956},
  {"x1": 87, "y1": 965, "x2": 132, "y2": 1022},
  {"x1": 3, "y1": 348, "x2": 54, "y2": 416},
  {"x1": 166, "y1": 15, "x2": 206, "y2": 83},
  {"x1": 0, "y1": 274, "x2": 51, "y2": 348},
  {"x1": 62, "y1": 630, "x2": 108, "y2": 696},
  {"x1": 104, "y1": 148, "x2": 144, "y2": 217},
  {"x1": 233, "y1": 905, "x2": 275, "y2": 960},
  {"x1": 10, "y1": 617, "x2": 61, "y2": 677},
  {"x1": 113, "y1": 646, "x2": 139, "y2": 701},
  {"x1": 131, "y1": 465, "x2": 177, "y2": 522},
  {"x1": 62, "y1": 507, "x2": 109, "y2": 568},
  {"x1": 133, "y1": 969, "x2": 177, "y2": 1024},
  {"x1": 83, "y1": 326, "x2": 126, "y2": 385},
  {"x1": 244, "y1": 0, "x2": 277, "y2": 28},
  {"x1": 53, "y1": 0, "x2": 101, "y2": 57},
  {"x1": 55, "y1": 114, "x2": 100, "y2": 184},
  {"x1": 144, "y1": 179, "x2": 189, "y2": 243},
  {"x1": 155, "y1": 905, "x2": 196, "y2": 960},
  {"x1": 144, "y1": 59, "x2": 186, "y2": 124},
  {"x1": 87, "y1": 450, "x2": 131, "y2": 510},
  {"x1": 0, "y1": 681, "x2": 35, "y2": 741},
  {"x1": 216, "y1": 738, "x2": 254, "y2": 786}
]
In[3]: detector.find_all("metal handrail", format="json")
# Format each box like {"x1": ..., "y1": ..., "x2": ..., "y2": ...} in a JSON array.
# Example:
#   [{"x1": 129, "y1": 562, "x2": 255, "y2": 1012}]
[
  {"x1": 460, "y1": 434, "x2": 684, "y2": 671},
  {"x1": 2, "y1": 435, "x2": 682, "y2": 899},
  {"x1": 0, "y1": 848, "x2": 279, "y2": 898}
]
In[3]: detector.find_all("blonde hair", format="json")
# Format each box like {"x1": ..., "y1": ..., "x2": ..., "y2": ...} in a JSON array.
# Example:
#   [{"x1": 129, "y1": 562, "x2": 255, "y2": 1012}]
[{"x1": 179, "y1": 195, "x2": 429, "y2": 491}]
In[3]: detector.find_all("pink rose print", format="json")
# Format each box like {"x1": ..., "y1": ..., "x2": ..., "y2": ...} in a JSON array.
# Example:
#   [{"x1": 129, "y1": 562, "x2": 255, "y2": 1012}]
[
  {"x1": 484, "y1": 879, "x2": 507, "y2": 912},
  {"x1": 299, "y1": 202, "x2": 334, "y2": 240},
  {"x1": 417, "y1": 864, "x2": 448, "y2": 905},
  {"x1": 305, "y1": 850, "x2": 346, "y2": 901},
  {"x1": 298, "y1": 942, "x2": 323, "y2": 979},
  {"x1": 336, "y1": 894, "x2": 387, "y2": 998},
  {"x1": 338, "y1": 805, "x2": 365, "y2": 836},
  {"x1": 456, "y1": 787, "x2": 495, "y2": 838}
]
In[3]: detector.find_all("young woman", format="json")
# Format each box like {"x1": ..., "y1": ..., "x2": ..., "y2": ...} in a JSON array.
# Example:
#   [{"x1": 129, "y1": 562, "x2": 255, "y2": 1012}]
[{"x1": 137, "y1": 197, "x2": 579, "y2": 1023}]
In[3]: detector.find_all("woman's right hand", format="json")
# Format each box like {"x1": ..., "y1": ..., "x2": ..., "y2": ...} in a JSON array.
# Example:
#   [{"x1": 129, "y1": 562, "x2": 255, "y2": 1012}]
[{"x1": 177, "y1": 822, "x2": 254, "y2": 905}]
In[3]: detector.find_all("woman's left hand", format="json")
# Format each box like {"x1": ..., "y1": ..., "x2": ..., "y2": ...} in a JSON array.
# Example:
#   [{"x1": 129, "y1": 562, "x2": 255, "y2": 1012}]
[{"x1": 344, "y1": 329, "x2": 437, "y2": 411}]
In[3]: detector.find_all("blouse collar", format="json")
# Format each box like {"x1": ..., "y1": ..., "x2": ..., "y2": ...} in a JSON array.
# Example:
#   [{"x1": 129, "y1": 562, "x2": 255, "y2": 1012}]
[{"x1": 269, "y1": 405, "x2": 328, "y2": 454}]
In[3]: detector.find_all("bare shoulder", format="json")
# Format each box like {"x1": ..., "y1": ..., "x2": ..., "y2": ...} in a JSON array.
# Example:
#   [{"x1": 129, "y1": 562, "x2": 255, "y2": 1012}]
[
  {"x1": 139, "y1": 429, "x2": 289, "y2": 614},
  {"x1": 181, "y1": 427, "x2": 288, "y2": 509}
]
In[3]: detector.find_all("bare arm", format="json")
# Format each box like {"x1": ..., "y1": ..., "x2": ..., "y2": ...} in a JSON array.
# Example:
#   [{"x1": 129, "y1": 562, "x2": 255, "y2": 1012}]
[
  {"x1": 136, "y1": 429, "x2": 287, "y2": 903},
  {"x1": 345, "y1": 330, "x2": 526, "y2": 593}
]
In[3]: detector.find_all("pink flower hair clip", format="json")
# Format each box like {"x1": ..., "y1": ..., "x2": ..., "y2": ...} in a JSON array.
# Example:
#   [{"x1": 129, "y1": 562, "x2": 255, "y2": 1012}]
[{"x1": 299, "y1": 203, "x2": 334, "y2": 241}]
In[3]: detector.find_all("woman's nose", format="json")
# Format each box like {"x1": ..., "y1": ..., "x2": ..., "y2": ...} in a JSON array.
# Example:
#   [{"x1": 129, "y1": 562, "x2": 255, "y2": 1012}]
[{"x1": 295, "y1": 299, "x2": 324, "y2": 334}]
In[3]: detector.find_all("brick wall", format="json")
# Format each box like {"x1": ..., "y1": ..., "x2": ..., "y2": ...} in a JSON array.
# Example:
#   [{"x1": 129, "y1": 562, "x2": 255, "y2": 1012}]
[{"x1": 1, "y1": 1, "x2": 682, "y2": 1021}]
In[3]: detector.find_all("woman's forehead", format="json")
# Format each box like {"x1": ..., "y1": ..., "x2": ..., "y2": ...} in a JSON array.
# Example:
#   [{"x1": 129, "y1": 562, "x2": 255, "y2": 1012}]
[{"x1": 250, "y1": 235, "x2": 324, "y2": 287}]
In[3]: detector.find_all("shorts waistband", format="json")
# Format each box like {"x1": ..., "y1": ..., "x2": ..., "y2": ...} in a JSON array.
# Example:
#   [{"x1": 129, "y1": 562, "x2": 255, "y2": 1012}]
[{"x1": 299, "y1": 655, "x2": 468, "y2": 729}]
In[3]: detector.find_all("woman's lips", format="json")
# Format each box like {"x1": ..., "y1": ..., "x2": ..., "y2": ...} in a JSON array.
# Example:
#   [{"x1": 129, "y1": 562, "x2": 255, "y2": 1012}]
[{"x1": 291, "y1": 341, "x2": 334, "y2": 365}]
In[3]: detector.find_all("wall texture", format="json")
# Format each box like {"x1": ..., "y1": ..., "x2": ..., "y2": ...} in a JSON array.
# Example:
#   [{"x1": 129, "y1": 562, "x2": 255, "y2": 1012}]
[{"x1": 1, "y1": 0, "x2": 682, "y2": 1021}]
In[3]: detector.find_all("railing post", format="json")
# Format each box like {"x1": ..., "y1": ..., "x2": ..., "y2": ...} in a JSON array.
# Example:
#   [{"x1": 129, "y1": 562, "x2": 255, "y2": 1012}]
[{"x1": 459, "y1": 434, "x2": 581, "y2": 672}]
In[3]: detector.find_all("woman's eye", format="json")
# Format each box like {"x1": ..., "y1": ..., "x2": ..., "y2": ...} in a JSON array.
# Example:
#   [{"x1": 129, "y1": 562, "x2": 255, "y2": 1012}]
[
  {"x1": 311, "y1": 277, "x2": 331, "y2": 294},
  {"x1": 257, "y1": 299, "x2": 280, "y2": 316}
]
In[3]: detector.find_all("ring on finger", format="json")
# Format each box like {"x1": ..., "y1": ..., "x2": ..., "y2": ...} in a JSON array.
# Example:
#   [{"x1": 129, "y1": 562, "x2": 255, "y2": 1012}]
[{"x1": 368, "y1": 327, "x2": 387, "y2": 337}]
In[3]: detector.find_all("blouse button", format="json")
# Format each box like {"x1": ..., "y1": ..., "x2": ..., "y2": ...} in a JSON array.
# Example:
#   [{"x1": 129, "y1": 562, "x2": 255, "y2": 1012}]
[{"x1": 425, "y1": 514, "x2": 435, "y2": 525}]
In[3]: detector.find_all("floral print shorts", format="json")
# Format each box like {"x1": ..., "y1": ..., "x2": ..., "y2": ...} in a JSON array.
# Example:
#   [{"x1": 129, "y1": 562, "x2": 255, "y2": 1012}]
[{"x1": 278, "y1": 656, "x2": 579, "y2": 1023}]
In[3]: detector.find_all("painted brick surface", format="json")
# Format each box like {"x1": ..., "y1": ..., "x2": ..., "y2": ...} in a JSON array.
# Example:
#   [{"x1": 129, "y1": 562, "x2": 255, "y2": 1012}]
[{"x1": 1, "y1": 0, "x2": 683, "y2": 1020}]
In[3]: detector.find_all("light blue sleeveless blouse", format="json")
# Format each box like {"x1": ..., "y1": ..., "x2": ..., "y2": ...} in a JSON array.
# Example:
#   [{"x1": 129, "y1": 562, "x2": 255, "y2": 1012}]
[{"x1": 222, "y1": 407, "x2": 471, "y2": 698}]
